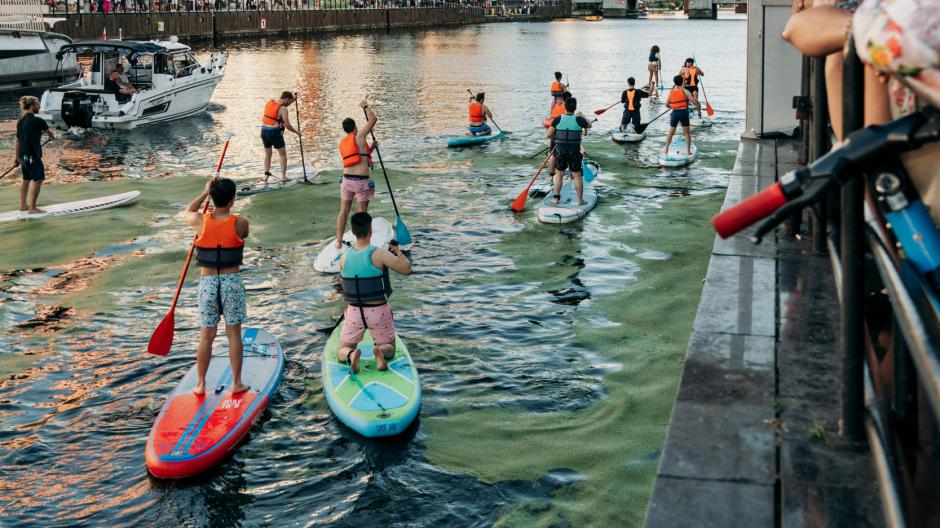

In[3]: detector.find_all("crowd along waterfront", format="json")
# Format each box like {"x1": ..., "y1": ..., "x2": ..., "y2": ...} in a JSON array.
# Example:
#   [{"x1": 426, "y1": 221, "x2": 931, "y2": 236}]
[{"x1": 0, "y1": 18, "x2": 746, "y2": 526}]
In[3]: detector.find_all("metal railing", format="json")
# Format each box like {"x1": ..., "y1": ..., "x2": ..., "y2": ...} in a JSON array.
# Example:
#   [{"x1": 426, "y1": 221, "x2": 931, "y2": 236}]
[
  {"x1": 799, "y1": 37, "x2": 940, "y2": 528},
  {"x1": 45, "y1": 0, "x2": 565, "y2": 14}
]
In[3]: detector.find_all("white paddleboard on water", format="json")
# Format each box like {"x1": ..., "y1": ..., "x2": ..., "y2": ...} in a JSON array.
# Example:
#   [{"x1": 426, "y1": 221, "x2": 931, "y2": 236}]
[
  {"x1": 0, "y1": 190, "x2": 140, "y2": 223},
  {"x1": 611, "y1": 130, "x2": 647, "y2": 143},
  {"x1": 237, "y1": 164, "x2": 321, "y2": 196},
  {"x1": 536, "y1": 161, "x2": 599, "y2": 224},
  {"x1": 659, "y1": 138, "x2": 699, "y2": 167},
  {"x1": 690, "y1": 117, "x2": 713, "y2": 128},
  {"x1": 313, "y1": 216, "x2": 395, "y2": 273}
]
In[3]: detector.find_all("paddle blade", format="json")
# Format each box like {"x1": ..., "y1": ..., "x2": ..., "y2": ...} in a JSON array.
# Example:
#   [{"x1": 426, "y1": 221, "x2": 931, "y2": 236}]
[
  {"x1": 583, "y1": 162, "x2": 598, "y2": 183},
  {"x1": 395, "y1": 217, "x2": 412, "y2": 246},
  {"x1": 635, "y1": 123, "x2": 649, "y2": 134},
  {"x1": 593, "y1": 107, "x2": 609, "y2": 116},
  {"x1": 706, "y1": 102, "x2": 715, "y2": 117},
  {"x1": 511, "y1": 190, "x2": 529, "y2": 213},
  {"x1": 147, "y1": 309, "x2": 175, "y2": 356}
]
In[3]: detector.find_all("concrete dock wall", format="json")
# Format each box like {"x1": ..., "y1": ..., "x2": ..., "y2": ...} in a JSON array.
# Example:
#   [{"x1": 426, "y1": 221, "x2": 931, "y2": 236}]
[{"x1": 50, "y1": 5, "x2": 570, "y2": 42}]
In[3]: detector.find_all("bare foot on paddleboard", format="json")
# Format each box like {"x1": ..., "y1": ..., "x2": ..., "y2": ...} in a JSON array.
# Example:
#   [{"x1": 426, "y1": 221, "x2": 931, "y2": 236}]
[
  {"x1": 230, "y1": 382, "x2": 250, "y2": 394},
  {"x1": 192, "y1": 381, "x2": 206, "y2": 396},
  {"x1": 579, "y1": 200, "x2": 588, "y2": 206},
  {"x1": 374, "y1": 352, "x2": 389, "y2": 371},
  {"x1": 347, "y1": 348, "x2": 361, "y2": 373},
  {"x1": 334, "y1": 239, "x2": 343, "y2": 250},
  {"x1": 27, "y1": 207, "x2": 45, "y2": 214}
]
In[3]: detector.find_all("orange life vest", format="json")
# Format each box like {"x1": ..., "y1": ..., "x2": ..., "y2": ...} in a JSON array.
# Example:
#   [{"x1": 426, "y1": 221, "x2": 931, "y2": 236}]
[
  {"x1": 550, "y1": 102, "x2": 566, "y2": 119},
  {"x1": 339, "y1": 133, "x2": 370, "y2": 168},
  {"x1": 682, "y1": 67, "x2": 699, "y2": 87},
  {"x1": 194, "y1": 213, "x2": 244, "y2": 268},
  {"x1": 550, "y1": 81, "x2": 564, "y2": 96},
  {"x1": 468, "y1": 101, "x2": 485, "y2": 125},
  {"x1": 668, "y1": 87, "x2": 689, "y2": 110},
  {"x1": 261, "y1": 99, "x2": 283, "y2": 128},
  {"x1": 626, "y1": 90, "x2": 636, "y2": 111}
]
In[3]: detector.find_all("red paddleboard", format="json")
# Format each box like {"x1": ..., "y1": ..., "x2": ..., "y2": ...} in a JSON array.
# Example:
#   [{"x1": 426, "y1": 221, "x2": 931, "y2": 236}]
[{"x1": 145, "y1": 327, "x2": 285, "y2": 479}]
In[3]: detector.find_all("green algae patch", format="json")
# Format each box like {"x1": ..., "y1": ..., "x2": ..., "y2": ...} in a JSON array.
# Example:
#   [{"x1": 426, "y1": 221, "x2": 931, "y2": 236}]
[
  {"x1": 424, "y1": 192, "x2": 723, "y2": 527},
  {"x1": 0, "y1": 177, "x2": 204, "y2": 270}
]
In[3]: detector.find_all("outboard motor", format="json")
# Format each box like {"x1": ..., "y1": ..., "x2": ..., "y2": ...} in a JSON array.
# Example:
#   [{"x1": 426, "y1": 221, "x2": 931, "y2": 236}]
[{"x1": 61, "y1": 91, "x2": 93, "y2": 128}]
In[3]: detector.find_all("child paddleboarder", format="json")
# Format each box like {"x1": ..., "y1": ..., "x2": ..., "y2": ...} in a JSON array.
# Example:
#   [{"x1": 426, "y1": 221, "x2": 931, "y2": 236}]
[{"x1": 186, "y1": 177, "x2": 250, "y2": 395}]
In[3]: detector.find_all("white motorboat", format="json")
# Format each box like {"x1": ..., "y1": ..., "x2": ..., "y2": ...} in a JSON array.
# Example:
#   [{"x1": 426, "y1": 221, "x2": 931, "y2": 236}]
[
  {"x1": 0, "y1": 0, "x2": 78, "y2": 90},
  {"x1": 38, "y1": 37, "x2": 226, "y2": 130}
]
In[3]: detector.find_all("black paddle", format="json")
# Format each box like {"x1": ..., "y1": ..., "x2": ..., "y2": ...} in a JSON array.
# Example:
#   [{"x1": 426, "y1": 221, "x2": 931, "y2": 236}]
[
  {"x1": 294, "y1": 92, "x2": 310, "y2": 184},
  {"x1": 2, "y1": 137, "x2": 53, "y2": 180},
  {"x1": 634, "y1": 109, "x2": 670, "y2": 134},
  {"x1": 363, "y1": 108, "x2": 412, "y2": 245}
]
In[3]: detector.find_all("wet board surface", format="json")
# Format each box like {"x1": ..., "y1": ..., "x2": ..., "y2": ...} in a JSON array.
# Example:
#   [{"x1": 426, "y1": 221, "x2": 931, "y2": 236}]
[
  {"x1": 659, "y1": 138, "x2": 699, "y2": 167},
  {"x1": 611, "y1": 130, "x2": 647, "y2": 143},
  {"x1": 0, "y1": 190, "x2": 140, "y2": 223},
  {"x1": 536, "y1": 161, "x2": 599, "y2": 224},
  {"x1": 236, "y1": 164, "x2": 321, "y2": 195},
  {"x1": 145, "y1": 327, "x2": 285, "y2": 479},
  {"x1": 313, "y1": 216, "x2": 395, "y2": 274},
  {"x1": 322, "y1": 326, "x2": 421, "y2": 438},
  {"x1": 690, "y1": 117, "x2": 713, "y2": 128},
  {"x1": 447, "y1": 131, "x2": 505, "y2": 147}
]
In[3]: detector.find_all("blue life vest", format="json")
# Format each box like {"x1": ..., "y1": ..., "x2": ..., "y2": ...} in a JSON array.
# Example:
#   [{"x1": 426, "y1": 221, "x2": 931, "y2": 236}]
[
  {"x1": 554, "y1": 113, "x2": 583, "y2": 146},
  {"x1": 340, "y1": 245, "x2": 392, "y2": 305}
]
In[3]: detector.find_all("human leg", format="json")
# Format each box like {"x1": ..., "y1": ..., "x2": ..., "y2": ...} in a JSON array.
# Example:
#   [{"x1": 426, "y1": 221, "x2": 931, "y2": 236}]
[
  {"x1": 194, "y1": 326, "x2": 217, "y2": 395},
  {"x1": 19, "y1": 178, "x2": 27, "y2": 211},
  {"x1": 339, "y1": 304, "x2": 367, "y2": 373},
  {"x1": 262, "y1": 147, "x2": 273, "y2": 183},
  {"x1": 28, "y1": 181, "x2": 42, "y2": 213},
  {"x1": 683, "y1": 126, "x2": 693, "y2": 155},
  {"x1": 335, "y1": 197, "x2": 353, "y2": 249},
  {"x1": 363, "y1": 304, "x2": 397, "y2": 371},
  {"x1": 663, "y1": 126, "x2": 677, "y2": 153},
  {"x1": 226, "y1": 324, "x2": 249, "y2": 393},
  {"x1": 276, "y1": 147, "x2": 288, "y2": 182},
  {"x1": 219, "y1": 274, "x2": 248, "y2": 393},
  {"x1": 573, "y1": 171, "x2": 585, "y2": 205}
]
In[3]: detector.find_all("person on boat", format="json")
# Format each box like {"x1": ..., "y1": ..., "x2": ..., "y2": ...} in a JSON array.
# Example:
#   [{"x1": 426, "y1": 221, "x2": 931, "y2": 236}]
[
  {"x1": 467, "y1": 92, "x2": 493, "y2": 136},
  {"x1": 14, "y1": 96, "x2": 54, "y2": 214},
  {"x1": 679, "y1": 58, "x2": 705, "y2": 114},
  {"x1": 646, "y1": 45, "x2": 662, "y2": 93},
  {"x1": 663, "y1": 75, "x2": 701, "y2": 157},
  {"x1": 261, "y1": 91, "x2": 301, "y2": 186},
  {"x1": 547, "y1": 97, "x2": 592, "y2": 206},
  {"x1": 620, "y1": 77, "x2": 650, "y2": 134},
  {"x1": 186, "y1": 177, "x2": 250, "y2": 396},
  {"x1": 337, "y1": 211, "x2": 413, "y2": 374},
  {"x1": 106, "y1": 64, "x2": 138, "y2": 102},
  {"x1": 336, "y1": 101, "x2": 378, "y2": 250},
  {"x1": 550, "y1": 71, "x2": 567, "y2": 107}
]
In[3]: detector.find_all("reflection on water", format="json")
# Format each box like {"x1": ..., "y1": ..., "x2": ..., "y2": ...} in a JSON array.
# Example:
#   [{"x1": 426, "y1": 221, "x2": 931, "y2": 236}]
[{"x1": 0, "y1": 18, "x2": 745, "y2": 527}]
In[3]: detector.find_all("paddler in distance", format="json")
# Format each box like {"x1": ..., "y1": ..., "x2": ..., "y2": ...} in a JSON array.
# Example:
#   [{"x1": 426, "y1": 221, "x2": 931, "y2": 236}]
[
  {"x1": 336, "y1": 101, "x2": 379, "y2": 249},
  {"x1": 261, "y1": 91, "x2": 301, "y2": 186},
  {"x1": 467, "y1": 92, "x2": 493, "y2": 136},
  {"x1": 620, "y1": 77, "x2": 649, "y2": 134},
  {"x1": 338, "y1": 212, "x2": 413, "y2": 374},
  {"x1": 547, "y1": 96, "x2": 592, "y2": 206},
  {"x1": 186, "y1": 177, "x2": 250, "y2": 396},
  {"x1": 550, "y1": 71, "x2": 567, "y2": 107},
  {"x1": 663, "y1": 74, "x2": 701, "y2": 157},
  {"x1": 679, "y1": 58, "x2": 705, "y2": 117}
]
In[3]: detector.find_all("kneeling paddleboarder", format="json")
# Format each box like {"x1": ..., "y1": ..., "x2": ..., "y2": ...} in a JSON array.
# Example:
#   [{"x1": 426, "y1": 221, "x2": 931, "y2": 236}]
[
  {"x1": 338, "y1": 212, "x2": 413, "y2": 374},
  {"x1": 467, "y1": 92, "x2": 493, "y2": 136}
]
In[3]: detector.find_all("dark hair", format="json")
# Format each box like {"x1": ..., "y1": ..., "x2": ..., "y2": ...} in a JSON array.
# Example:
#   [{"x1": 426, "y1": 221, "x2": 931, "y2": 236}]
[
  {"x1": 673, "y1": 74, "x2": 684, "y2": 86},
  {"x1": 280, "y1": 91, "x2": 295, "y2": 101},
  {"x1": 475, "y1": 92, "x2": 485, "y2": 102},
  {"x1": 342, "y1": 118, "x2": 356, "y2": 134},
  {"x1": 565, "y1": 97, "x2": 577, "y2": 112},
  {"x1": 627, "y1": 77, "x2": 635, "y2": 86},
  {"x1": 210, "y1": 178, "x2": 236, "y2": 207},
  {"x1": 554, "y1": 71, "x2": 562, "y2": 80},
  {"x1": 685, "y1": 57, "x2": 694, "y2": 65},
  {"x1": 651, "y1": 45, "x2": 659, "y2": 53},
  {"x1": 562, "y1": 91, "x2": 572, "y2": 100},
  {"x1": 351, "y1": 212, "x2": 372, "y2": 239}
]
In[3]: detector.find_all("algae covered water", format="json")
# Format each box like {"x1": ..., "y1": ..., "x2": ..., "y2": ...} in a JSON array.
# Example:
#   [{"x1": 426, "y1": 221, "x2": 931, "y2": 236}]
[{"x1": 0, "y1": 18, "x2": 745, "y2": 526}]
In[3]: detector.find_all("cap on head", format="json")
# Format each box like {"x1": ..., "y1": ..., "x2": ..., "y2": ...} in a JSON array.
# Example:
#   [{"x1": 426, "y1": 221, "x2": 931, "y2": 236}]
[
  {"x1": 351, "y1": 212, "x2": 372, "y2": 239},
  {"x1": 210, "y1": 178, "x2": 237, "y2": 207},
  {"x1": 342, "y1": 117, "x2": 356, "y2": 134}
]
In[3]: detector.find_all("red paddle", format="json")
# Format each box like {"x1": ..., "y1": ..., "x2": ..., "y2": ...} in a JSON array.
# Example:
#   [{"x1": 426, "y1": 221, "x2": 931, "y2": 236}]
[
  {"x1": 147, "y1": 138, "x2": 231, "y2": 356},
  {"x1": 700, "y1": 82, "x2": 715, "y2": 117},
  {"x1": 511, "y1": 148, "x2": 555, "y2": 213},
  {"x1": 593, "y1": 101, "x2": 620, "y2": 116}
]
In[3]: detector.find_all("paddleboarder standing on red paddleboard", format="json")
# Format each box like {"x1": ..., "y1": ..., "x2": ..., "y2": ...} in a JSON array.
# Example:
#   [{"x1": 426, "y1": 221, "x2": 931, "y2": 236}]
[{"x1": 186, "y1": 178, "x2": 250, "y2": 395}]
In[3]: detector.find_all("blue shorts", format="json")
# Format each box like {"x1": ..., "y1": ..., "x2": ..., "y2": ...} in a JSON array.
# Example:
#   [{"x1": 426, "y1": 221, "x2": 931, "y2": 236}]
[
  {"x1": 261, "y1": 126, "x2": 285, "y2": 150},
  {"x1": 198, "y1": 273, "x2": 247, "y2": 328},
  {"x1": 469, "y1": 123, "x2": 491, "y2": 134},
  {"x1": 670, "y1": 109, "x2": 690, "y2": 128}
]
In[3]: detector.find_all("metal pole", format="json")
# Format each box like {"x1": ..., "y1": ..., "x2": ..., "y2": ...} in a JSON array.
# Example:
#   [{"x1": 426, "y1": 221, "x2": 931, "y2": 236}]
[
  {"x1": 812, "y1": 55, "x2": 829, "y2": 254},
  {"x1": 839, "y1": 37, "x2": 865, "y2": 440}
]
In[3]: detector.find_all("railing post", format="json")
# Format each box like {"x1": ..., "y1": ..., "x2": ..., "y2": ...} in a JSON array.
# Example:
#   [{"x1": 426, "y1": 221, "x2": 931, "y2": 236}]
[
  {"x1": 811, "y1": 55, "x2": 829, "y2": 254},
  {"x1": 839, "y1": 37, "x2": 865, "y2": 440}
]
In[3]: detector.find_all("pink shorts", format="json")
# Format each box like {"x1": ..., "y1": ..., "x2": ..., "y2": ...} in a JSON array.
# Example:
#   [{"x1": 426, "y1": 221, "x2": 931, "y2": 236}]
[
  {"x1": 341, "y1": 303, "x2": 396, "y2": 345},
  {"x1": 340, "y1": 176, "x2": 375, "y2": 202}
]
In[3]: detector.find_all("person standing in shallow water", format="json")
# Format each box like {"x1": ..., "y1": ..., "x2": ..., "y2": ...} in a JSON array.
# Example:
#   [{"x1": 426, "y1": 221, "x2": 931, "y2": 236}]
[
  {"x1": 186, "y1": 178, "x2": 250, "y2": 396},
  {"x1": 335, "y1": 101, "x2": 378, "y2": 249},
  {"x1": 14, "y1": 96, "x2": 54, "y2": 214},
  {"x1": 338, "y1": 212, "x2": 413, "y2": 374}
]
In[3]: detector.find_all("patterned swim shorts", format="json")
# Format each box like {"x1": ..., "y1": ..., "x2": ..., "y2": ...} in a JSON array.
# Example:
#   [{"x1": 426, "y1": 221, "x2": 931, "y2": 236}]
[{"x1": 198, "y1": 273, "x2": 247, "y2": 328}]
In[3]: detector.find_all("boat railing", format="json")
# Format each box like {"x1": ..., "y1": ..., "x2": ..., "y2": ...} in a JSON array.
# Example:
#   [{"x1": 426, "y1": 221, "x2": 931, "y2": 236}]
[
  {"x1": 792, "y1": 37, "x2": 940, "y2": 528},
  {"x1": 46, "y1": 0, "x2": 566, "y2": 15}
]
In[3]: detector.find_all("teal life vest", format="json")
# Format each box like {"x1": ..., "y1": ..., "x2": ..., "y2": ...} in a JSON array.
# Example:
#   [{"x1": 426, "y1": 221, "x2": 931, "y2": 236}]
[
  {"x1": 340, "y1": 245, "x2": 392, "y2": 305},
  {"x1": 554, "y1": 113, "x2": 582, "y2": 146}
]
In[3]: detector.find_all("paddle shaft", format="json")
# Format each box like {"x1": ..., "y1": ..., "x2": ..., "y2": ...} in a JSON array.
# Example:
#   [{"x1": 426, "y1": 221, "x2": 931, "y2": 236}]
[
  {"x1": 363, "y1": 108, "x2": 402, "y2": 220},
  {"x1": 512, "y1": 147, "x2": 555, "y2": 212},
  {"x1": 2, "y1": 137, "x2": 53, "y2": 179},
  {"x1": 169, "y1": 140, "x2": 231, "y2": 310},
  {"x1": 636, "y1": 109, "x2": 670, "y2": 133},
  {"x1": 294, "y1": 93, "x2": 308, "y2": 182}
]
